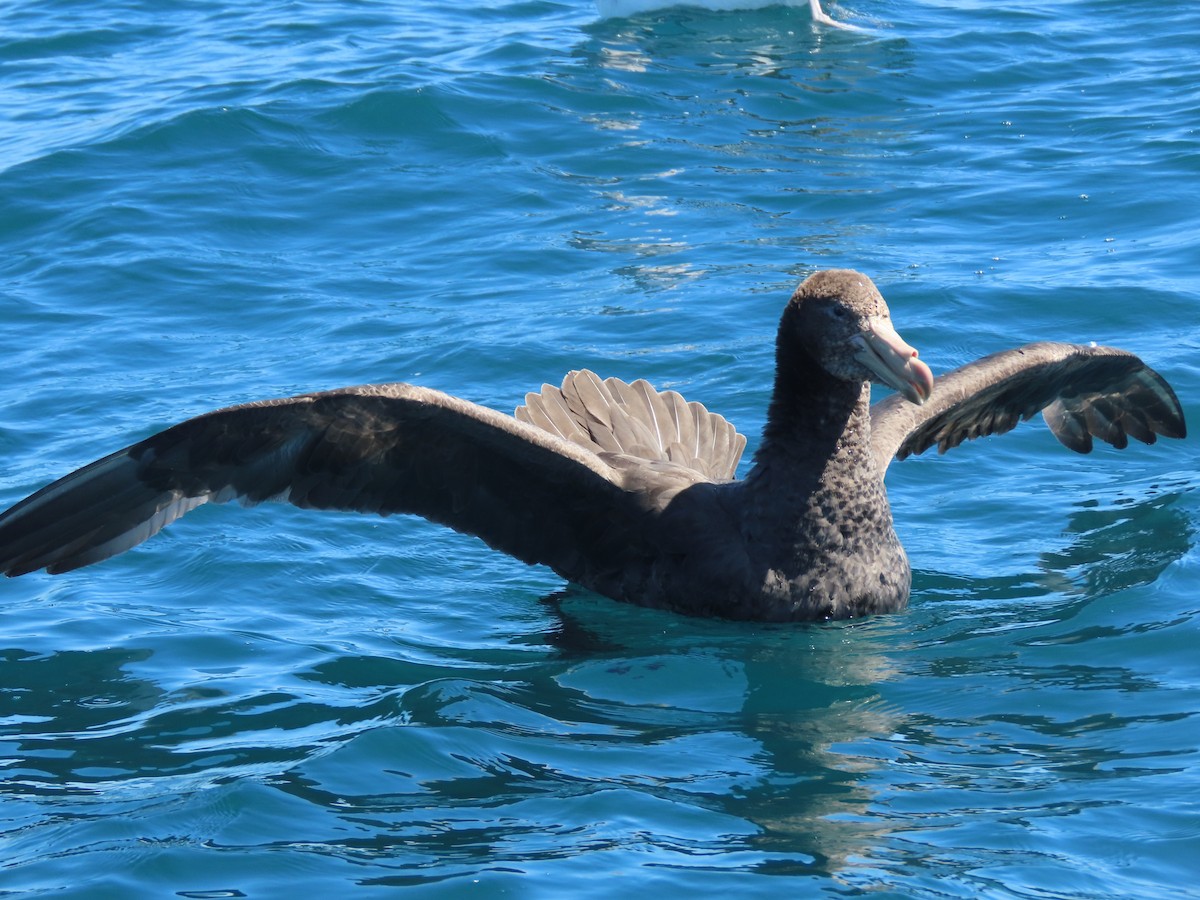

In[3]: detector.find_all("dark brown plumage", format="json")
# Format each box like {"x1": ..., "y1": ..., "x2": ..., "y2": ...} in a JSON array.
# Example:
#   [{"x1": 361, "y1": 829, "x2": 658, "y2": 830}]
[{"x1": 0, "y1": 270, "x2": 1186, "y2": 620}]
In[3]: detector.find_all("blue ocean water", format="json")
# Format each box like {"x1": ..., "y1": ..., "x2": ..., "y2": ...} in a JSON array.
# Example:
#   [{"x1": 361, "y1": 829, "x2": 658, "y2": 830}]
[{"x1": 1, "y1": 0, "x2": 1198, "y2": 896}]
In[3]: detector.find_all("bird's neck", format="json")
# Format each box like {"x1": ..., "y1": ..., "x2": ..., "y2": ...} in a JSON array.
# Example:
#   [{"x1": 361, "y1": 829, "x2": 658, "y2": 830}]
[
  {"x1": 730, "y1": 344, "x2": 904, "y2": 620},
  {"x1": 747, "y1": 345, "x2": 876, "y2": 491}
]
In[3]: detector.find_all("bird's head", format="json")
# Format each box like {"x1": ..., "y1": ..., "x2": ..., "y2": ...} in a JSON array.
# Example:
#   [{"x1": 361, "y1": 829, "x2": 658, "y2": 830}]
[{"x1": 786, "y1": 269, "x2": 934, "y2": 405}]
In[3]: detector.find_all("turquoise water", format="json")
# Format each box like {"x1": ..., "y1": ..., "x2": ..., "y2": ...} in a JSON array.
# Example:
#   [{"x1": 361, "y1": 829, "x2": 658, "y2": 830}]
[{"x1": 2, "y1": 0, "x2": 1198, "y2": 895}]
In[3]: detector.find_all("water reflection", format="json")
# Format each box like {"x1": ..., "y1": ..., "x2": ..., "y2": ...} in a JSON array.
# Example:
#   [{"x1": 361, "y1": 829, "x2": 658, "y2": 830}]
[
  {"x1": 0, "y1": 644, "x2": 399, "y2": 799},
  {"x1": 216, "y1": 601, "x2": 911, "y2": 882},
  {"x1": 0, "y1": 602, "x2": 910, "y2": 882},
  {"x1": 912, "y1": 481, "x2": 1193, "y2": 635},
  {"x1": 0, "y1": 478, "x2": 1190, "y2": 887},
  {"x1": 0, "y1": 647, "x2": 162, "y2": 794},
  {"x1": 551, "y1": 8, "x2": 918, "y2": 295},
  {"x1": 1039, "y1": 486, "x2": 1191, "y2": 601}
]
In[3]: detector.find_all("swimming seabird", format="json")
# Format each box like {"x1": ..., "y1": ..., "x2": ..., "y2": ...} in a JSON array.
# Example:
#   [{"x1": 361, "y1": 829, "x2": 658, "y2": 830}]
[
  {"x1": 0, "y1": 270, "x2": 1185, "y2": 621},
  {"x1": 594, "y1": 0, "x2": 857, "y2": 30}
]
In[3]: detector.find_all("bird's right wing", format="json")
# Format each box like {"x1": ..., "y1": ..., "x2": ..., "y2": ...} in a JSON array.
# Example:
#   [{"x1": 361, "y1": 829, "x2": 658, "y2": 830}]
[
  {"x1": 516, "y1": 370, "x2": 747, "y2": 482},
  {"x1": 0, "y1": 382, "x2": 651, "y2": 578},
  {"x1": 869, "y1": 342, "x2": 1186, "y2": 475}
]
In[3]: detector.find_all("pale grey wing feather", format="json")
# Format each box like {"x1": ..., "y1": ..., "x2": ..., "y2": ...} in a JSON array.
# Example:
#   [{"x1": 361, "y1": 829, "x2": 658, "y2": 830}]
[
  {"x1": 515, "y1": 370, "x2": 747, "y2": 481},
  {"x1": 667, "y1": 389, "x2": 698, "y2": 459},
  {"x1": 605, "y1": 377, "x2": 668, "y2": 459},
  {"x1": 632, "y1": 379, "x2": 673, "y2": 450},
  {"x1": 516, "y1": 386, "x2": 587, "y2": 445},
  {"x1": 566, "y1": 370, "x2": 614, "y2": 432},
  {"x1": 0, "y1": 383, "x2": 639, "y2": 577},
  {"x1": 870, "y1": 342, "x2": 1186, "y2": 475}
]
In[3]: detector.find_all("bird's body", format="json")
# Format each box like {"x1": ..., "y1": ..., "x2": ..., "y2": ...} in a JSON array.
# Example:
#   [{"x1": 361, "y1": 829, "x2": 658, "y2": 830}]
[{"x1": 0, "y1": 271, "x2": 1186, "y2": 621}]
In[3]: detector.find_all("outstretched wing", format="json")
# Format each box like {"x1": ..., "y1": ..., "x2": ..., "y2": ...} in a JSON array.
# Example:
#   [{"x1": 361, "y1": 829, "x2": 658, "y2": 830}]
[
  {"x1": 0, "y1": 382, "x2": 643, "y2": 577},
  {"x1": 515, "y1": 370, "x2": 747, "y2": 482},
  {"x1": 870, "y1": 342, "x2": 1186, "y2": 475}
]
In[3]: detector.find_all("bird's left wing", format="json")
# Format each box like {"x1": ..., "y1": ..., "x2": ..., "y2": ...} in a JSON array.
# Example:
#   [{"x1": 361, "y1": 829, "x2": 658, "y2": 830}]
[
  {"x1": 870, "y1": 342, "x2": 1186, "y2": 475},
  {"x1": 0, "y1": 383, "x2": 641, "y2": 577}
]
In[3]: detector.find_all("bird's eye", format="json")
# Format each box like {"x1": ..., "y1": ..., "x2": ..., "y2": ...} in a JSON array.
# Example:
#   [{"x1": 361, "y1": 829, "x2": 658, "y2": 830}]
[{"x1": 831, "y1": 306, "x2": 848, "y2": 318}]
